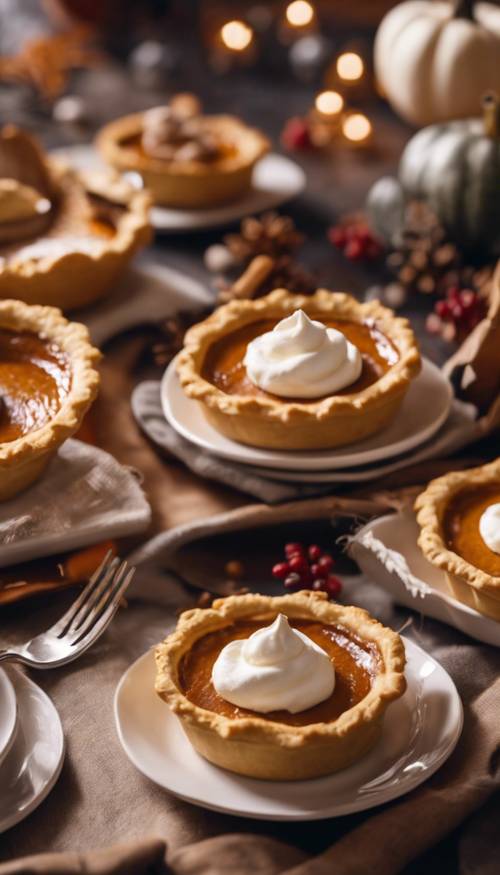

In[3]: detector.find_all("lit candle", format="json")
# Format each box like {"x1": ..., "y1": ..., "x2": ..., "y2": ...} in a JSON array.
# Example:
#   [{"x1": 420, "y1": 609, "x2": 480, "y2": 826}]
[
  {"x1": 342, "y1": 112, "x2": 372, "y2": 146},
  {"x1": 220, "y1": 20, "x2": 254, "y2": 52},
  {"x1": 315, "y1": 90, "x2": 344, "y2": 117},
  {"x1": 286, "y1": 1, "x2": 315, "y2": 28},
  {"x1": 336, "y1": 52, "x2": 364, "y2": 83}
]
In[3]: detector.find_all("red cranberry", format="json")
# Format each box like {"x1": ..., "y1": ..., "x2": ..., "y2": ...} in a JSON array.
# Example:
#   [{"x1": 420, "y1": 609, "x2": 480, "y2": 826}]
[
  {"x1": 324, "y1": 575, "x2": 342, "y2": 598},
  {"x1": 310, "y1": 563, "x2": 328, "y2": 579},
  {"x1": 284, "y1": 573, "x2": 302, "y2": 590},
  {"x1": 435, "y1": 300, "x2": 450, "y2": 318},
  {"x1": 281, "y1": 117, "x2": 312, "y2": 151},
  {"x1": 328, "y1": 226, "x2": 347, "y2": 248},
  {"x1": 318, "y1": 554, "x2": 334, "y2": 572},
  {"x1": 344, "y1": 239, "x2": 363, "y2": 261},
  {"x1": 289, "y1": 555, "x2": 309, "y2": 575},
  {"x1": 272, "y1": 562, "x2": 290, "y2": 579},
  {"x1": 308, "y1": 544, "x2": 322, "y2": 562},
  {"x1": 312, "y1": 579, "x2": 326, "y2": 592},
  {"x1": 285, "y1": 542, "x2": 304, "y2": 558}
]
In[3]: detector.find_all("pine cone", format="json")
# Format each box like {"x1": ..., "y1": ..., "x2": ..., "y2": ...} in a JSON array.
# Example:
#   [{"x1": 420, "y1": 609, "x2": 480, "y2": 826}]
[
  {"x1": 387, "y1": 201, "x2": 462, "y2": 295},
  {"x1": 224, "y1": 212, "x2": 304, "y2": 264},
  {"x1": 149, "y1": 309, "x2": 211, "y2": 368}
]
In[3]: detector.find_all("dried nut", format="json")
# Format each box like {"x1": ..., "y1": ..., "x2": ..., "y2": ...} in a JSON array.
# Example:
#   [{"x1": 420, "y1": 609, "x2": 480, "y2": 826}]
[{"x1": 224, "y1": 560, "x2": 245, "y2": 579}]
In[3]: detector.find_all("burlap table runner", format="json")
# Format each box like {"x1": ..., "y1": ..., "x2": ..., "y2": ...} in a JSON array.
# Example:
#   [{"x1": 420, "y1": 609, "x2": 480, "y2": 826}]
[{"x1": 0, "y1": 333, "x2": 499, "y2": 874}]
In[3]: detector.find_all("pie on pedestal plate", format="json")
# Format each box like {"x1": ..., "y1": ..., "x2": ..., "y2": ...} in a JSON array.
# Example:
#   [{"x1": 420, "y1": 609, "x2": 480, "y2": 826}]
[
  {"x1": 415, "y1": 458, "x2": 500, "y2": 620},
  {"x1": 0, "y1": 125, "x2": 151, "y2": 310},
  {"x1": 0, "y1": 298, "x2": 100, "y2": 500},
  {"x1": 96, "y1": 93, "x2": 270, "y2": 208},
  {"x1": 155, "y1": 591, "x2": 406, "y2": 781},
  {"x1": 176, "y1": 288, "x2": 421, "y2": 450}
]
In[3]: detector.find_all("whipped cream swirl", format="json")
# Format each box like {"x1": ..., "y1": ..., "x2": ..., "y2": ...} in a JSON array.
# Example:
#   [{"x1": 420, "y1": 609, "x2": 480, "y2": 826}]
[
  {"x1": 479, "y1": 503, "x2": 500, "y2": 554},
  {"x1": 244, "y1": 310, "x2": 362, "y2": 399},
  {"x1": 211, "y1": 614, "x2": 335, "y2": 714}
]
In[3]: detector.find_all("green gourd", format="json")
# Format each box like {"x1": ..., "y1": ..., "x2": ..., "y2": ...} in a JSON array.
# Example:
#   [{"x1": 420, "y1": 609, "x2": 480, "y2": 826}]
[{"x1": 399, "y1": 94, "x2": 500, "y2": 257}]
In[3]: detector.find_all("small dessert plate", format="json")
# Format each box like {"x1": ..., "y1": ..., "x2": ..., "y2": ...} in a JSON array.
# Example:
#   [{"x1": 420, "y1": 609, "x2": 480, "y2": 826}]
[
  {"x1": 52, "y1": 146, "x2": 305, "y2": 232},
  {"x1": 161, "y1": 356, "x2": 452, "y2": 472},
  {"x1": 350, "y1": 511, "x2": 500, "y2": 647},
  {"x1": 0, "y1": 669, "x2": 17, "y2": 768},
  {"x1": 0, "y1": 668, "x2": 64, "y2": 834},
  {"x1": 114, "y1": 638, "x2": 462, "y2": 821}
]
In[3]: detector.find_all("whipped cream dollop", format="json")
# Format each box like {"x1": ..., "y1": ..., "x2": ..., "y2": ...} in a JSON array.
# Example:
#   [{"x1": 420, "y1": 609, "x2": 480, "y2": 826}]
[
  {"x1": 244, "y1": 310, "x2": 362, "y2": 399},
  {"x1": 479, "y1": 503, "x2": 500, "y2": 554},
  {"x1": 211, "y1": 614, "x2": 335, "y2": 714}
]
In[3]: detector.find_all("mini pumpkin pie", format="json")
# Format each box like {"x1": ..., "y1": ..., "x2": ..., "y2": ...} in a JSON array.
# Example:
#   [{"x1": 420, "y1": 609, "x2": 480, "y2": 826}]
[
  {"x1": 176, "y1": 288, "x2": 421, "y2": 451},
  {"x1": 0, "y1": 298, "x2": 100, "y2": 500},
  {"x1": 0, "y1": 125, "x2": 151, "y2": 310},
  {"x1": 96, "y1": 93, "x2": 270, "y2": 208},
  {"x1": 155, "y1": 591, "x2": 406, "y2": 780},
  {"x1": 415, "y1": 458, "x2": 500, "y2": 620}
]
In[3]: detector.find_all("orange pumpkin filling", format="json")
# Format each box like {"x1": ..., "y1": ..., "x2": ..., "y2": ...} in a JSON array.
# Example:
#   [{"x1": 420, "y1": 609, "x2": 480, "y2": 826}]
[
  {"x1": 0, "y1": 329, "x2": 70, "y2": 442},
  {"x1": 443, "y1": 485, "x2": 500, "y2": 578},
  {"x1": 179, "y1": 619, "x2": 380, "y2": 726},
  {"x1": 202, "y1": 318, "x2": 399, "y2": 402}
]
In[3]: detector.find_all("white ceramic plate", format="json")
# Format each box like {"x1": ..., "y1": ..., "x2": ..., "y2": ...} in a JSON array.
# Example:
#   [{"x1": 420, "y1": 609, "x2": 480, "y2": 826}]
[
  {"x1": 0, "y1": 669, "x2": 17, "y2": 769},
  {"x1": 0, "y1": 668, "x2": 65, "y2": 834},
  {"x1": 350, "y1": 511, "x2": 500, "y2": 647},
  {"x1": 114, "y1": 639, "x2": 462, "y2": 821},
  {"x1": 51, "y1": 145, "x2": 305, "y2": 231},
  {"x1": 161, "y1": 356, "x2": 453, "y2": 472}
]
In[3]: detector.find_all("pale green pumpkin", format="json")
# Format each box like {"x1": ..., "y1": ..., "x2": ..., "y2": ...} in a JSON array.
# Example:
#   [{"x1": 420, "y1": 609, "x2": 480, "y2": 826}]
[{"x1": 399, "y1": 95, "x2": 500, "y2": 256}]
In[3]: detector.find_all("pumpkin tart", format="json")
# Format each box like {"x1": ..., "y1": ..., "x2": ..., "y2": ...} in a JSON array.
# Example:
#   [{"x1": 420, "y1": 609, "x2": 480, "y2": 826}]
[
  {"x1": 155, "y1": 591, "x2": 406, "y2": 781},
  {"x1": 415, "y1": 458, "x2": 500, "y2": 619},
  {"x1": 176, "y1": 288, "x2": 421, "y2": 450},
  {"x1": 0, "y1": 298, "x2": 100, "y2": 500},
  {"x1": 0, "y1": 125, "x2": 151, "y2": 310},
  {"x1": 96, "y1": 94, "x2": 269, "y2": 208}
]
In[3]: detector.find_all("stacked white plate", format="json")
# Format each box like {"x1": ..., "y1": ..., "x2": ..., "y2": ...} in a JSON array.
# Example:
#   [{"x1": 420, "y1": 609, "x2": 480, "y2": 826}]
[
  {"x1": 161, "y1": 356, "x2": 456, "y2": 485},
  {"x1": 0, "y1": 666, "x2": 64, "y2": 833}
]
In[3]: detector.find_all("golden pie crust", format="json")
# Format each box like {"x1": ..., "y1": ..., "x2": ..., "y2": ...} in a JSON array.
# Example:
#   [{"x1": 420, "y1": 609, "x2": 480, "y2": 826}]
[
  {"x1": 155, "y1": 591, "x2": 406, "y2": 781},
  {"x1": 0, "y1": 127, "x2": 151, "y2": 310},
  {"x1": 0, "y1": 298, "x2": 100, "y2": 500},
  {"x1": 415, "y1": 458, "x2": 500, "y2": 620},
  {"x1": 96, "y1": 112, "x2": 270, "y2": 208},
  {"x1": 176, "y1": 289, "x2": 421, "y2": 451}
]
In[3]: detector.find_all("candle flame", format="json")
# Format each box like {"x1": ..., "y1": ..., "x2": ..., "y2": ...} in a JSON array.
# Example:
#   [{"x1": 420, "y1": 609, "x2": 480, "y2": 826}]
[
  {"x1": 342, "y1": 113, "x2": 372, "y2": 142},
  {"x1": 286, "y1": 1, "x2": 314, "y2": 27},
  {"x1": 315, "y1": 90, "x2": 344, "y2": 116}
]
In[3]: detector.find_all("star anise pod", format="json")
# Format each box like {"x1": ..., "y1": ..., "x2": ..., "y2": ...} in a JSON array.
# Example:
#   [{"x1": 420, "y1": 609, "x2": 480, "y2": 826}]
[{"x1": 224, "y1": 212, "x2": 304, "y2": 264}]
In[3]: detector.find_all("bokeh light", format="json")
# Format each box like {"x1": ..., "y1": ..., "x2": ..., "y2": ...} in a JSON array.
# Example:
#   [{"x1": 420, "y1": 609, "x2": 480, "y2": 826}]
[
  {"x1": 342, "y1": 112, "x2": 372, "y2": 142},
  {"x1": 286, "y1": 1, "x2": 315, "y2": 28},
  {"x1": 221, "y1": 20, "x2": 253, "y2": 51},
  {"x1": 315, "y1": 90, "x2": 344, "y2": 116},
  {"x1": 336, "y1": 52, "x2": 364, "y2": 82}
]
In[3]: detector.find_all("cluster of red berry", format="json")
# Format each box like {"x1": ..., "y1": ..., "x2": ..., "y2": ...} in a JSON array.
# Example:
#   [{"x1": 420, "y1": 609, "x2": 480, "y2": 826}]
[
  {"x1": 427, "y1": 285, "x2": 486, "y2": 343},
  {"x1": 272, "y1": 543, "x2": 342, "y2": 599},
  {"x1": 328, "y1": 221, "x2": 383, "y2": 262},
  {"x1": 280, "y1": 116, "x2": 314, "y2": 151}
]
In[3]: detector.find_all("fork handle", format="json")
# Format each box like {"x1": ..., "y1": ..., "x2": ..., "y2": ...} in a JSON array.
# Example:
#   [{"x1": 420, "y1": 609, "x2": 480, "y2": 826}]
[{"x1": 0, "y1": 650, "x2": 24, "y2": 666}]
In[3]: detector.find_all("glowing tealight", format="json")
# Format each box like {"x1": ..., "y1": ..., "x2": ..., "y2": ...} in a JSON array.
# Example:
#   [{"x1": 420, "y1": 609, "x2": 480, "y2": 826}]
[
  {"x1": 315, "y1": 90, "x2": 344, "y2": 116},
  {"x1": 221, "y1": 20, "x2": 253, "y2": 51},
  {"x1": 336, "y1": 52, "x2": 364, "y2": 82},
  {"x1": 286, "y1": 1, "x2": 314, "y2": 27},
  {"x1": 342, "y1": 113, "x2": 372, "y2": 143}
]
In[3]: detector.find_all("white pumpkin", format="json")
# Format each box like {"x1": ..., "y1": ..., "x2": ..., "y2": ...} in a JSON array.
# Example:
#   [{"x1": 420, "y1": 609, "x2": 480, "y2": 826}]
[{"x1": 374, "y1": 0, "x2": 500, "y2": 127}]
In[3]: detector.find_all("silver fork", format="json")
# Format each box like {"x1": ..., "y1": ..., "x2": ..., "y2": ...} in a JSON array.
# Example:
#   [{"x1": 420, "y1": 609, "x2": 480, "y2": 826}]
[{"x1": 0, "y1": 552, "x2": 135, "y2": 669}]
